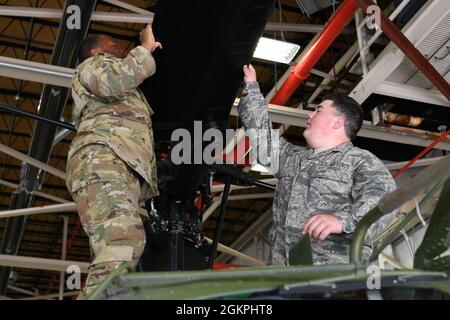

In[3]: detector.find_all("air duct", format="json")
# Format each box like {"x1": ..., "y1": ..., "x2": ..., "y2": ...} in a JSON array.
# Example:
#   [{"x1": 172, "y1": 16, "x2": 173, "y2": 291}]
[{"x1": 295, "y1": 0, "x2": 335, "y2": 16}]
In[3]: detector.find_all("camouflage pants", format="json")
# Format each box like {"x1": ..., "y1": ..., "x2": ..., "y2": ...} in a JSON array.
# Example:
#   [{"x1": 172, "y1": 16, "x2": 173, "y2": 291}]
[{"x1": 67, "y1": 144, "x2": 147, "y2": 297}]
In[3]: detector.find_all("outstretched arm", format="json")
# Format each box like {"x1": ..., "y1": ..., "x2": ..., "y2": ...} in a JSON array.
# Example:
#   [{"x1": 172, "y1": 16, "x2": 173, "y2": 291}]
[
  {"x1": 237, "y1": 64, "x2": 306, "y2": 178},
  {"x1": 79, "y1": 25, "x2": 162, "y2": 100}
]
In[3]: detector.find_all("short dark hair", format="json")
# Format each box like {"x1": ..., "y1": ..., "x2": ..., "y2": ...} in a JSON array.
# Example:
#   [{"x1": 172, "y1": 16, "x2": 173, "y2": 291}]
[
  {"x1": 323, "y1": 92, "x2": 363, "y2": 140},
  {"x1": 78, "y1": 35, "x2": 106, "y2": 63}
]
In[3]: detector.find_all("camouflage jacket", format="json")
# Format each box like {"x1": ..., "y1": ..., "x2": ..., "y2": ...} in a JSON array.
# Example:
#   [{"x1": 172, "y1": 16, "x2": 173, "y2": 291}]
[
  {"x1": 68, "y1": 46, "x2": 158, "y2": 199},
  {"x1": 237, "y1": 82, "x2": 397, "y2": 265}
]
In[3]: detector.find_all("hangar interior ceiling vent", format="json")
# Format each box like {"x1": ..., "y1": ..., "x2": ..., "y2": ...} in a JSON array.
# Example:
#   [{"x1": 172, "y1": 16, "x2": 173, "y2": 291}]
[{"x1": 0, "y1": 0, "x2": 448, "y2": 299}]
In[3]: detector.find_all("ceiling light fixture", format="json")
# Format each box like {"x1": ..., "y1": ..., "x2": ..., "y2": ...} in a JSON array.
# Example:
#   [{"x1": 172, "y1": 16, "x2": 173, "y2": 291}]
[{"x1": 253, "y1": 37, "x2": 301, "y2": 64}]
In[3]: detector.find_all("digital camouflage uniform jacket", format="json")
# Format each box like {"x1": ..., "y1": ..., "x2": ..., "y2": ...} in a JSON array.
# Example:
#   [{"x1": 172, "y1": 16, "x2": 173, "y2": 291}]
[
  {"x1": 237, "y1": 81, "x2": 396, "y2": 265},
  {"x1": 67, "y1": 46, "x2": 158, "y2": 199}
]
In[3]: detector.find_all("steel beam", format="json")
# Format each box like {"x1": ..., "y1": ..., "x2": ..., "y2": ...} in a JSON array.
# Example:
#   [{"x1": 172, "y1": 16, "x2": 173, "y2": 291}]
[
  {"x1": 0, "y1": 6, "x2": 153, "y2": 23},
  {"x1": 101, "y1": 0, "x2": 154, "y2": 15},
  {"x1": 216, "y1": 209, "x2": 272, "y2": 264},
  {"x1": 203, "y1": 237, "x2": 265, "y2": 267},
  {"x1": 375, "y1": 81, "x2": 450, "y2": 108},
  {"x1": 0, "y1": 143, "x2": 67, "y2": 180},
  {"x1": 350, "y1": 0, "x2": 450, "y2": 104},
  {"x1": 0, "y1": 56, "x2": 73, "y2": 88},
  {"x1": 92, "y1": 11, "x2": 153, "y2": 23},
  {"x1": 265, "y1": 22, "x2": 352, "y2": 34},
  {"x1": 354, "y1": 0, "x2": 412, "y2": 66},
  {"x1": 0, "y1": 103, "x2": 76, "y2": 131},
  {"x1": 7, "y1": 285, "x2": 38, "y2": 296},
  {"x1": 0, "y1": 254, "x2": 89, "y2": 273},
  {"x1": 356, "y1": 0, "x2": 450, "y2": 103},
  {"x1": 265, "y1": 22, "x2": 324, "y2": 33},
  {"x1": 0, "y1": 179, "x2": 69, "y2": 204},
  {"x1": 0, "y1": 203, "x2": 76, "y2": 219},
  {"x1": 0, "y1": 6, "x2": 63, "y2": 19},
  {"x1": 230, "y1": 102, "x2": 450, "y2": 151},
  {"x1": 0, "y1": 6, "x2": 352, "y2": 34},
  {"x1": 0, "y1": 0, "x2": 97, "y2": 295}
]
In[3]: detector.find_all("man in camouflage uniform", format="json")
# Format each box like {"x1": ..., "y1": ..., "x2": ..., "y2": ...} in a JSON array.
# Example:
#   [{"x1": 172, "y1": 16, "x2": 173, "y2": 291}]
[
  {"x1": 66, "y1": 26, "x2": 161, "y2": 296},
  {"x1": 237, "y1": 65, "x2": 396, "y2": 265}
]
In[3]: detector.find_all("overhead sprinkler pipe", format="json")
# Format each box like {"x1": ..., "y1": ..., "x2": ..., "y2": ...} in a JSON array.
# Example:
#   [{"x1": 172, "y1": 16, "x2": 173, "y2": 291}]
[
  {"x1": 355, "y1": 0, "x2": 450, "y2": 103},
  {"x1": 270, "y1": 0, "x2": 358, "y2": 105}
]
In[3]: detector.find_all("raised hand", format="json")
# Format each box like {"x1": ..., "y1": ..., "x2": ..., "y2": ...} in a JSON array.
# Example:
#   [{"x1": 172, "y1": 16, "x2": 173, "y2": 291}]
[
  {"x1": 140, "y1": 25, "x2": 162, "y2": 53},
  {"x1": 243, "y1": 64, "x2": 257, "y2": 83}
]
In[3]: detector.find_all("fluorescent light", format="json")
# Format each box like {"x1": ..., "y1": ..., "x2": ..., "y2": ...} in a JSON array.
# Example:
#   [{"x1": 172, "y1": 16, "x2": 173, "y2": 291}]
[{"x1": 253, "y1": 37, "x2": 300, "y2": 64}]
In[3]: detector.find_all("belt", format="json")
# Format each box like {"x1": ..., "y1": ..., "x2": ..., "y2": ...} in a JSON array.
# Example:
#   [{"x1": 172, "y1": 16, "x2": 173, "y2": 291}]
[{"x1": 78, "y1": 115, "x2": 151, "y2": 132}]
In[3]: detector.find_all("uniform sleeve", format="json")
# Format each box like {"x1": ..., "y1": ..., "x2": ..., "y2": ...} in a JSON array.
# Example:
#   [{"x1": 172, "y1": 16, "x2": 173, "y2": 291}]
[
  {"x1": 79, "y1": 46, "x2": 156, "y2": 100},
  {"x1": 332, "y1": 153, "x2": 397, "y2": 239},
  {"x1": 237, "y1": 81, "x2": 306, "y2": 178}
]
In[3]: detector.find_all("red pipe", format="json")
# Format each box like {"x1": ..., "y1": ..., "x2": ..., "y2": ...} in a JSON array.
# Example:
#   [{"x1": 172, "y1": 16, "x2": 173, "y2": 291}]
[
  {"x1": 356, "y1": 0, "x2": 450, "y2": 103},
  {"x1": 393, "y1": 130, "x2": 450, "y2": 178},
  {"x1": 270, "y1": 0, "x2": 358, "y2": 105}
]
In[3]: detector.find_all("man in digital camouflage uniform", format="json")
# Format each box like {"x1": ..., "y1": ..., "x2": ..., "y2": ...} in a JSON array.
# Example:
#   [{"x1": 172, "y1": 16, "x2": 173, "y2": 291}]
[
  {"x1": 66, "y1": 25, "x2": 162, "y2": 296},
  {"x1": 237, "y1": 65, "x2": 396, "y2": 265}
]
